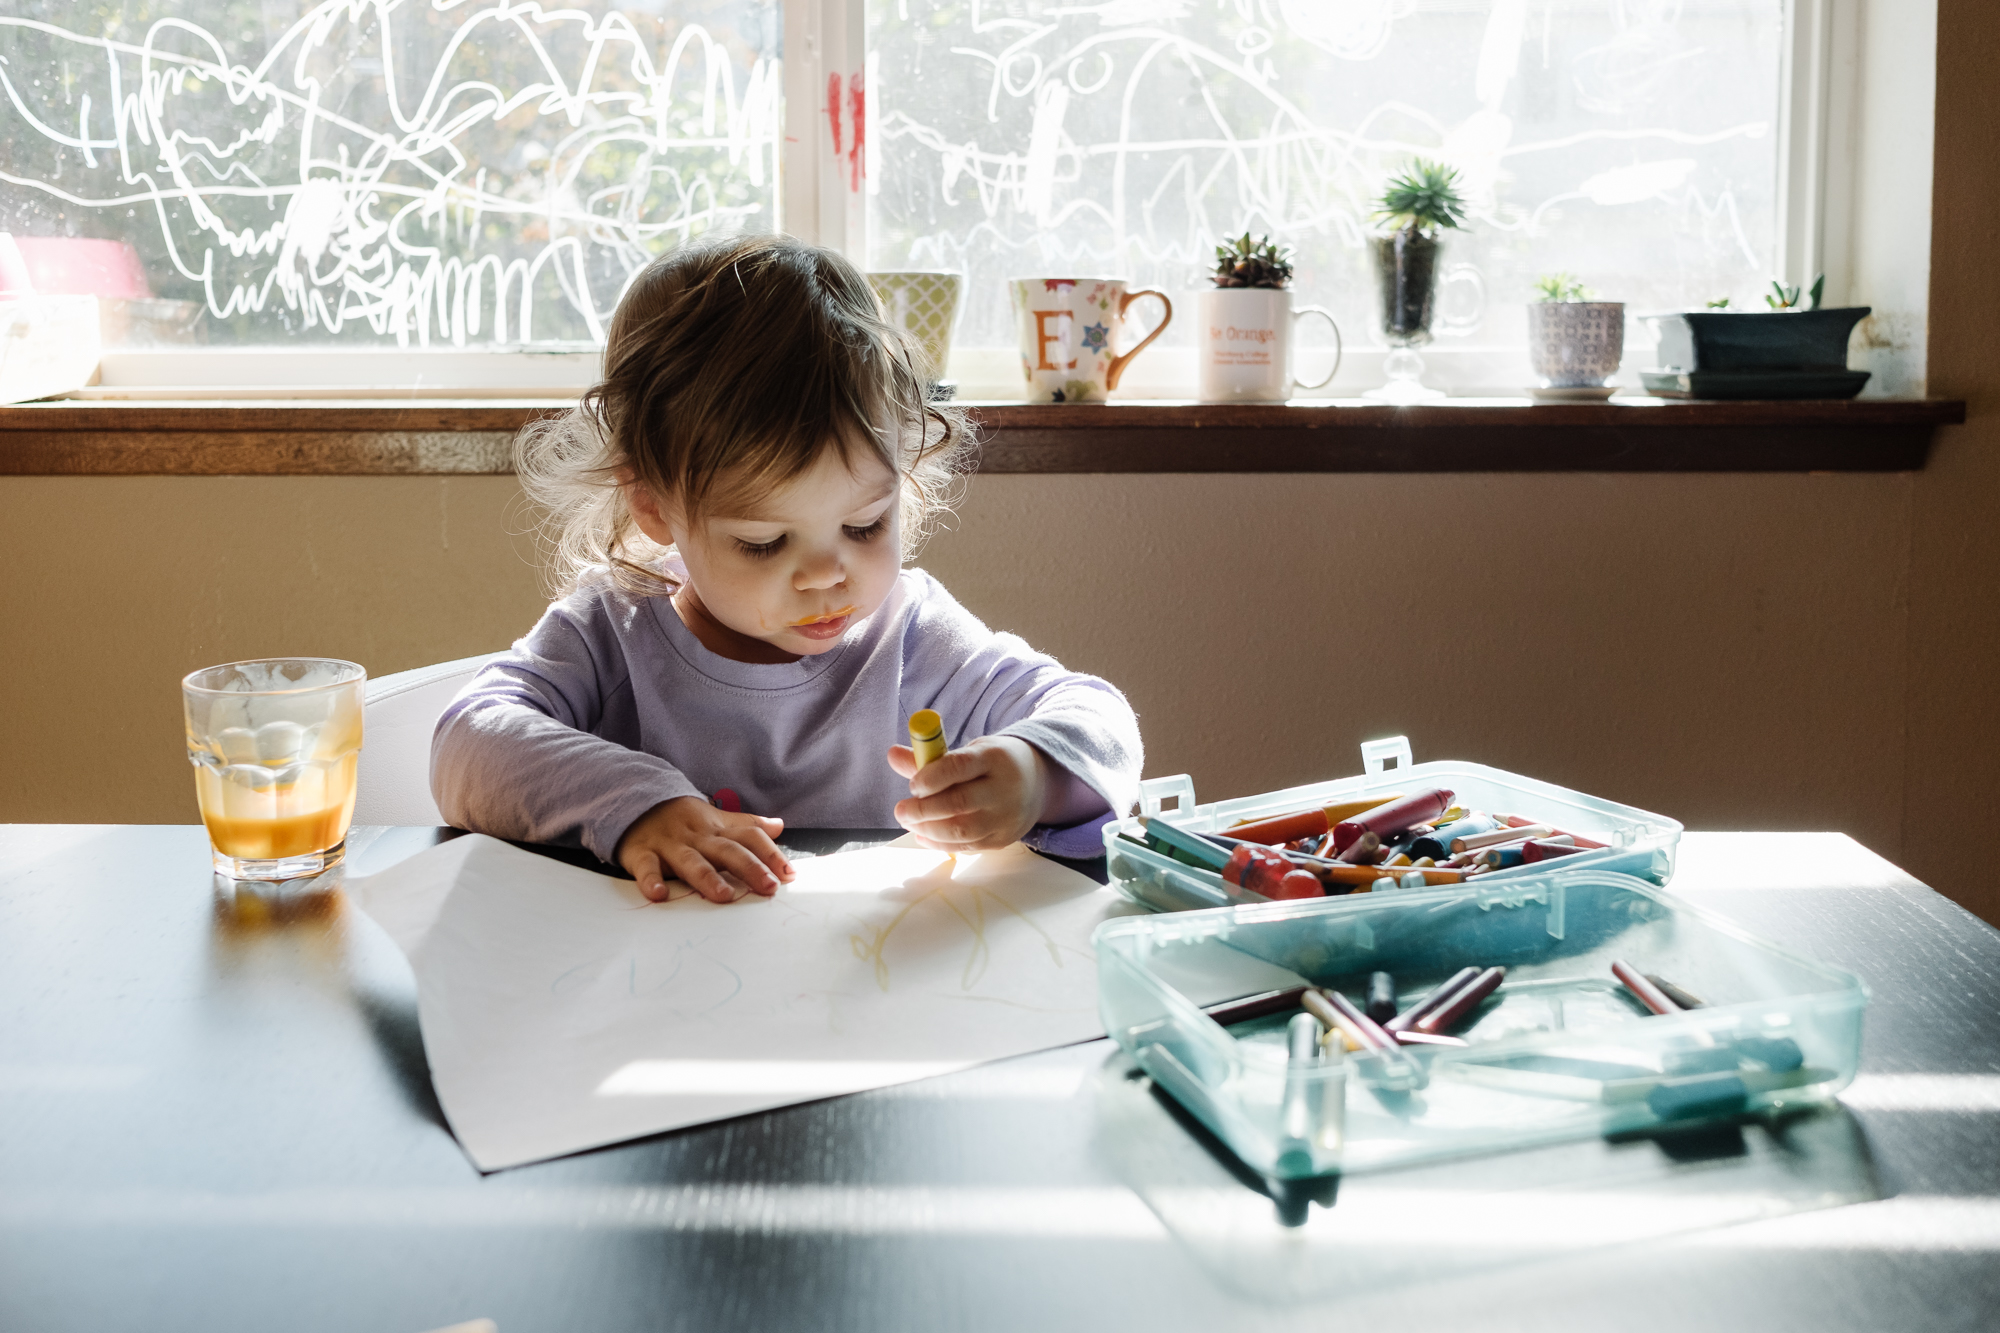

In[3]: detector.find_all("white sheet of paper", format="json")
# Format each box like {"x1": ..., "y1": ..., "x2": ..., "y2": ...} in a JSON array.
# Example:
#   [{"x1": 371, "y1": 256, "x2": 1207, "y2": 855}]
[{"x1": 347, "y1": 834, "x2": 1303, "y2": 1171}]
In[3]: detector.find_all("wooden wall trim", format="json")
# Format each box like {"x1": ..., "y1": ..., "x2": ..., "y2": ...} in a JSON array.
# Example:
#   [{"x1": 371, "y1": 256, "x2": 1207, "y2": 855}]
[{"x1": 0, "y1": 398, "x2": 1965, "y2": 475}]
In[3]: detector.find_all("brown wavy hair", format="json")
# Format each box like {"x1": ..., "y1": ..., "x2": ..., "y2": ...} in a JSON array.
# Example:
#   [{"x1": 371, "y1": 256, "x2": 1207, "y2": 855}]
[{"x1": 516, "y1": 235, "x2": 970, "y2": 595}]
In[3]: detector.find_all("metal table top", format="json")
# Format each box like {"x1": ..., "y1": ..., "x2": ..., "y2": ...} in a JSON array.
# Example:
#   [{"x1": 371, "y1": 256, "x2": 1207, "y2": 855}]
[{"x1": 2, "y1": 825, "x2": 1996, "y2": 1333}]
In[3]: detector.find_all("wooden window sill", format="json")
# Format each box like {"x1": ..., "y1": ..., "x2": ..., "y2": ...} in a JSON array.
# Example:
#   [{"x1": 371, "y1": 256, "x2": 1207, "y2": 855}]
[{"x1": 0, "y1": 397, "x2": 1965, "y2": 474}]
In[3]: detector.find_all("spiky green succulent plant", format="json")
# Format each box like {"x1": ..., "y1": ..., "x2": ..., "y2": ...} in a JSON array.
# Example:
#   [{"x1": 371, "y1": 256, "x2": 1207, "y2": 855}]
[
  {"x1": 1374, "y1": 159, "x2": 1468, "y2": 236},
  {"x1": 1765, "y1": 274, "x2": 1826, "y2": 310},
  {"x1": 1533, "y1": 272, "x2": 1591, "y2": 302},
  {"x1": 1211, "y1": 233, "x2": 1295, "y2": 289}
]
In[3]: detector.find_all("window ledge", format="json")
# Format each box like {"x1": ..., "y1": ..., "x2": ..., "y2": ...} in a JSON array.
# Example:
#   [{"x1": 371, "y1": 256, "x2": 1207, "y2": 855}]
[{"x1": 0, "y1": 396, "x2": 1965, "y2": 474}]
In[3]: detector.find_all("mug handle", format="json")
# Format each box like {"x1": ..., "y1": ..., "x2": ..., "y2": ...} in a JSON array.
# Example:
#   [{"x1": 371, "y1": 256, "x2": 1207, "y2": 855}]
[
  {"x1": 1292, "y1": 305, "x2": 1343, "y2": 391},
  {"x1": 1105, "y1": 288, "x2": 1174, "y2": 391}
]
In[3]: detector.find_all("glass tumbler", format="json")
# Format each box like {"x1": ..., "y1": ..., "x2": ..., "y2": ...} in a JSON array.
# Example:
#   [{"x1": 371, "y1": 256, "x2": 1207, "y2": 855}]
[{"x1": 182, "y1": 659, "x2": 366, "y2": 880}]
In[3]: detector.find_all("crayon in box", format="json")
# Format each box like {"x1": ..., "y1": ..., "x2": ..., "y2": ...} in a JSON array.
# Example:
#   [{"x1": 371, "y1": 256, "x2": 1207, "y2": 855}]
[{"x1": 1104, "y1": 736, "x2": 1682, "y2": 914}]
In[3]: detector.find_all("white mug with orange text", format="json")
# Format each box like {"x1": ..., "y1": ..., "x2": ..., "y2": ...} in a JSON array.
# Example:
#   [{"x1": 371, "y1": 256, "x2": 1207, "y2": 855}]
[
  {"x1": 1196, "y1": 288, "x2": 1342, "y2": 402},
  {"x1": 1009, "y1": 278, "x2": 1173, "y2": 403}
]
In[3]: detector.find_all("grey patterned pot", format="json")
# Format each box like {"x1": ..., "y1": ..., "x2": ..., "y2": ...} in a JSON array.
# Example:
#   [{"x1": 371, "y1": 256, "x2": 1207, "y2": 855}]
[{"x1": 1527, "y1": 300, "x2": 1624, "y2": 388}]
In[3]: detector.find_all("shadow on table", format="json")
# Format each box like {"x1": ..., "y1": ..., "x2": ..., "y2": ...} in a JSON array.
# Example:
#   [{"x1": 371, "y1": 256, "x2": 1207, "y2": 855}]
[{"x1": 1088, "y1": 1048, "x2": 1882, "y2": 1305}]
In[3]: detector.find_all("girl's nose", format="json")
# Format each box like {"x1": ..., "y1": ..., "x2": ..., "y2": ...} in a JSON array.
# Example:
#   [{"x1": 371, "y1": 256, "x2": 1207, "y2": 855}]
[{"x1": 793, "y1": 546, "x2": 846, "y2": 591}]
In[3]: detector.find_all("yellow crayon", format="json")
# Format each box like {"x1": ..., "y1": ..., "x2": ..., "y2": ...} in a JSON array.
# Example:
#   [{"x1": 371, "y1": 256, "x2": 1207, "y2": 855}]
[{"x1": 909, "y1": 709, "x2": 947, "y2": 771}]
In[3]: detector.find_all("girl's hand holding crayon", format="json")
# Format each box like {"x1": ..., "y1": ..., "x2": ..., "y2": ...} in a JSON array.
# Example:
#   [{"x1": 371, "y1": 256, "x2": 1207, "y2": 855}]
[
  {"x1": 616, "y1": 796, "x2": 796, "y2": 903},
  {"x1": 887, "y1": 735, "x2": 1091, "y2": 852}
]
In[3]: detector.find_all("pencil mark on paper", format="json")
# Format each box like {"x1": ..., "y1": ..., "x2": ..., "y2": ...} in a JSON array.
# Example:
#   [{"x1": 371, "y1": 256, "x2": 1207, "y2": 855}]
[{"x1": 550, "y1": 936, "x2": 743, "y2": 1017}]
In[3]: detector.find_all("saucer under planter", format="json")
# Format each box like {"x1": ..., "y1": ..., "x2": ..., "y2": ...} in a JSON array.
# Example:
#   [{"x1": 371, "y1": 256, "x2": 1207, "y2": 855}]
[{"x1": 1528, "y1": 384, "x2": 1619, "y2": 401}]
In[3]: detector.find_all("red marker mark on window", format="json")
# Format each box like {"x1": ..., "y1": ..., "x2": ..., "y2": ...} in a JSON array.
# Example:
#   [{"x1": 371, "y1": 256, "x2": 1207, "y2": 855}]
[
  {"x1": 714, "y1": 788, "x2": 742, "y2": 814},
  {"x1": 847, "y1": 71, "x2": 866, "y2": 192},
  {"x1": 826, "y1": 73, "x2": 844, "y2": 157}
]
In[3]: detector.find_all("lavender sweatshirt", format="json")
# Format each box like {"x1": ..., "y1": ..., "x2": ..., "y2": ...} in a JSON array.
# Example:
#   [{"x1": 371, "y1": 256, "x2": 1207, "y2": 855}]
[{"x1": 430, "y1": 560, "x2": 1143, "y2": 862}]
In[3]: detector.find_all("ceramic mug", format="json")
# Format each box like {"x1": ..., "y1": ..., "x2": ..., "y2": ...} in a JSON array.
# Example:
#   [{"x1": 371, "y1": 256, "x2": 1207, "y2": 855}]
[
  {"x1": 1009, "y1": 278, "x2": 1173, "y2": 403},
  {"x1": 1196, "y1": 288, "x2": 1342, "y2": 402},
  {"x1": 866, "y1": 271, "x2": 962, "y2": 382}
]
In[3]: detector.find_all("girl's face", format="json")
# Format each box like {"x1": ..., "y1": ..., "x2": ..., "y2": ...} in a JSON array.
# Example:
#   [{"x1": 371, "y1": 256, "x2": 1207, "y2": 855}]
[{"x1": 631, "y1": 446, "x2": 904, "y2": 661}]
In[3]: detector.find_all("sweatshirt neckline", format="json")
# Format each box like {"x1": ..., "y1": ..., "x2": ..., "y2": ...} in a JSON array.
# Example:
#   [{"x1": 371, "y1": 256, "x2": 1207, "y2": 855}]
[{"x1": 644, "y1": 558, "x2": 853, "y2": 690}]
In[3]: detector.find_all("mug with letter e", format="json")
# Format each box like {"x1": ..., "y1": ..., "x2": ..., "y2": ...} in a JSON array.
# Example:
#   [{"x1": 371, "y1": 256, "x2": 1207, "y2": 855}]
[
  {"x1": 1197, "y1": 288, "x2": 1342, "y2": 402},
  {"x1": 1009, "y1": 278, "x2": 1173, "y2": 402},
  {"x1": 183, "y1": 658, "x2": 366, "y2": 881}
]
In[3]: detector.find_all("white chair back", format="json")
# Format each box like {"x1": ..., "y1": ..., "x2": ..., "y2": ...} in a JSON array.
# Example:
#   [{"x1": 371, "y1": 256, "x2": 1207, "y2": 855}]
[{"x1": 353, "y1": 652, "x2": 503, "y2": 826}]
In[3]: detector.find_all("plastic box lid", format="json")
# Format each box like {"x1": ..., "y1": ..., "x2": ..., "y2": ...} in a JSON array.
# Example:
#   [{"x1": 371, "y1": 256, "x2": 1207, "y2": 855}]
[
  {"x1": 1105, "y1": 736, "x2": 1683, "y2": 914},
  {"x1": 1093, "y1": 867, "x2": 1867, "y2": 1179}
]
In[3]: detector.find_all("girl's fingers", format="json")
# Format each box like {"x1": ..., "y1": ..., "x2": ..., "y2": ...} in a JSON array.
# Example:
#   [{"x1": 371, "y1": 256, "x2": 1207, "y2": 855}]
[
  {"x1": 751, "y1": 814, "x2": 785, "y2": 837},
  {"x1": 664, "y1": 845, "x2": 741, "y2": 904},
  {"x1": 707, "y1": 836, "x2": 782, "y2": 896},
  {"x1": 902, "y1": 779, "x2": 980, "y2": 823},
  {"x1": 739, "y1": 826, "x2": 794, "y2": 882},
  {"x1": 908, "y1": 748, "x2": 986, "y2": 798},
  {"x1": 885, "y1": 744, "x2": 918, "y2": 779},
  {"x1": 626, "y1": 847, "x2": 673, "y2": 902}
]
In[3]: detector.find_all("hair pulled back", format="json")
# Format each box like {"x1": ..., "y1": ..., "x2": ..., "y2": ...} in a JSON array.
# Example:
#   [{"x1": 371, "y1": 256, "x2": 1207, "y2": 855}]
[{"x1": 516, "y1": 235, "x2": 969, "y2": 595}]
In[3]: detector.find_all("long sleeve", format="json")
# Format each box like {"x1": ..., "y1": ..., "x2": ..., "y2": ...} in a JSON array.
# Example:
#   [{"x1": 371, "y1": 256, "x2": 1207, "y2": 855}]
[
  {"x1": 900, "y1": 574, "x2": 1143, "y2": 858},
  {"x1": 430, "y1": 598, "x2": 704, "y2": 863}
]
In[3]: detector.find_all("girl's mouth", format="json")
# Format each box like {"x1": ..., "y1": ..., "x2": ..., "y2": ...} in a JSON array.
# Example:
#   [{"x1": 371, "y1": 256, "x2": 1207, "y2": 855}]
[{"x1": 789, "y1": 605, "x2": 859, "y2": 639}]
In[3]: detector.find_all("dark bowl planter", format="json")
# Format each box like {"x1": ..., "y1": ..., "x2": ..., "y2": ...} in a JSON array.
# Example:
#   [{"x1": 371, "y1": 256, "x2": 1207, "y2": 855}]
[
  {"x1": 1372, "y1": 232, "x2": 1440, "y2": 347},
  {"x1": 1647, "y1": 306, "x2": 1871, "y2": 372}
]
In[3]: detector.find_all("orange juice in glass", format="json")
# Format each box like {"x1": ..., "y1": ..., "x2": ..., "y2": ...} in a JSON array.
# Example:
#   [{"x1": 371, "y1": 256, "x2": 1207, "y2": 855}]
[{"x1": 182, "y1": 659, "x2": 365, "y2": 880}]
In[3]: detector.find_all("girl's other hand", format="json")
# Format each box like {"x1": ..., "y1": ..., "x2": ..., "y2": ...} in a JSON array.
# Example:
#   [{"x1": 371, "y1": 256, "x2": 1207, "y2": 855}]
[
  {"x1": 887, "y1": 735, "x2": 1054, "y2": 852},
  {"x1": 616, "y1": 796, "x2": 793, "y2": 903}
]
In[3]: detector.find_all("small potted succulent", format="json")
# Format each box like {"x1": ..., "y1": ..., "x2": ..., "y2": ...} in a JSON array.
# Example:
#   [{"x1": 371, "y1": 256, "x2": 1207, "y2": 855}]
[
  {"x1": 1526, "y1": 272, "x2": 1624, "y2": 400},
  {"x1": 1196, "y1": 233, "x2": 1341, "y2": 402},
  {"x1": 1367, "y1": 159, "x2": 1467, "y2": 402},
  {"x1": 1642, "y1": 274, "x2": 1874, "y2": 398}
]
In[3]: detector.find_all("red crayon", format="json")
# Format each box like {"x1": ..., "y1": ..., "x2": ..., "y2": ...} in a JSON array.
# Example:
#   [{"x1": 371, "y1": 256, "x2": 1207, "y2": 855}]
[
  {"x1": 1611, "y1": 959, "x2": 1677, "y2": 1016},
  {"x1": 1383, "y1": 966, "x2": 1482, "y2": 1033},
  {"x1": 1223, "y1": 845, "x2": 1323, "y2": 899},
  {"x1": 1304, "y1": 987, "x2": 1400, "y2": 1054},
  {"x1": 1523, "y1": 839, "x2": 1588, "y2": 863},
  {"x1": 1414, "y1": 966, "x2": 1506, "y2": 1035},
  {"x1": 1332, "y1": 788, "x2": 1455, "y2": 853}
]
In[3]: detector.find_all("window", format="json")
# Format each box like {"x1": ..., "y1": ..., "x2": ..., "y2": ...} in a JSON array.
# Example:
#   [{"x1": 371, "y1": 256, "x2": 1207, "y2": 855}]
[
  {"x1": 869, "y1": 0, "x2": 1786, "y2": 394},
  {"x1": 0, "y1": 1, "x2": 1811, "y2": 395}
]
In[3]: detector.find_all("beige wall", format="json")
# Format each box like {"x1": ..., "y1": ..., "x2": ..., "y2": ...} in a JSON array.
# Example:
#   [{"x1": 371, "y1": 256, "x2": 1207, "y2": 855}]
[
  {"x1": 0, "y1": 465, "x2": 1953, "y2": 900},
  {"x1": 3, "y1": 0, "x2": 1995, "y2": 927}
]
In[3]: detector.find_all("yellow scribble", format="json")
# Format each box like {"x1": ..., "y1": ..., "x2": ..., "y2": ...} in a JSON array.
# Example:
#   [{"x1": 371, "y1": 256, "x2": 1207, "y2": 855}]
[{"x1": 848, "y1": 860, "x2": 1063, "y2": 993}]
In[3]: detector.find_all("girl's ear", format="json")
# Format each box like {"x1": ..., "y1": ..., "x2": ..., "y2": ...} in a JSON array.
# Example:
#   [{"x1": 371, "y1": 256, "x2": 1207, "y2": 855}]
[{"x1": 623, "y1": 476, "x2": 679, "y2": 547}]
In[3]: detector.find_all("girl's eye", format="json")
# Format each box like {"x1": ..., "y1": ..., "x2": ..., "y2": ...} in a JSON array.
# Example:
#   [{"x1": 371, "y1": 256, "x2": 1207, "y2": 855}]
[
  {"x1": 734, "y1": 536, "x2": 786, "y2": 559},
  {"x1": 844, "y1": 516, "x2": 889, "y2": 542}
]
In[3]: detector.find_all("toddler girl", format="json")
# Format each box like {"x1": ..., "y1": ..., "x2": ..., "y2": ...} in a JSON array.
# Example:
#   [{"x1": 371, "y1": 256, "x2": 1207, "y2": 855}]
[{"x1": 431, "y1": 236, "x2": 1142, "y2": 903}]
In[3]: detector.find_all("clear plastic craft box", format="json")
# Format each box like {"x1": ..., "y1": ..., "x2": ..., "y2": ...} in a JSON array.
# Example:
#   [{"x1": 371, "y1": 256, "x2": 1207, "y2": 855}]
[
  {"x1": 1094, "y1": 868, "x2": 1867, "y2": 1179},
  {"x1": 1105, "y1": 736, "x2": 1683, "y2": 914}
]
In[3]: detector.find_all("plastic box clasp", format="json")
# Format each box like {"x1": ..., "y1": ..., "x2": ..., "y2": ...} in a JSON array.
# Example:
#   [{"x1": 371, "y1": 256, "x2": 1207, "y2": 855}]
[
  {"x1": 1138, "y1": 774, "x2": 1197, "y2": 819},
  {"x1": 1361, "y1": 735, "x2": 1414, "y2": 775}
]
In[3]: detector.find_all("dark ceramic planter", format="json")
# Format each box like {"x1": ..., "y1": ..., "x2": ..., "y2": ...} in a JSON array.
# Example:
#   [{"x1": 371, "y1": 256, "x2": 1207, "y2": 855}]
[
  {"x1": 1648, "y1": 306, "x2": 1871, "y2": 372},
  {"x1": 1372, "y1": 231, "x2": 1439, "y2": 347}
]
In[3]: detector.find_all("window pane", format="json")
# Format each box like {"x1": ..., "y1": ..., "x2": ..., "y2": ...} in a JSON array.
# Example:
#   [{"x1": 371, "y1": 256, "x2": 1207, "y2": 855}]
[
  {"x1": 0, "y1": 1, "x2": 780, "y2": 348},
  {"x1": 868, "y1": 1, "x2": 1784, "y2": 374}
]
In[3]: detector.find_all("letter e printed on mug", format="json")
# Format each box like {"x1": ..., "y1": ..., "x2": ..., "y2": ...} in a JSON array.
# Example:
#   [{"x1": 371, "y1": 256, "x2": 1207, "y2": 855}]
[{"x1": 1009, "y1": 278, "x2": 1173, "y2": 402}]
